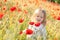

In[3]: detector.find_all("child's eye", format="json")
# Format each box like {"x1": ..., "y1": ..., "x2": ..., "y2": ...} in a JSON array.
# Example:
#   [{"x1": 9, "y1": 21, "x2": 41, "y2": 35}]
[
  {"x1": 40, "y1": 16, "x2": 43, "y2": 18},
  {"x1": 37, "y1": 16, "x2": 39, "y2": 17}
]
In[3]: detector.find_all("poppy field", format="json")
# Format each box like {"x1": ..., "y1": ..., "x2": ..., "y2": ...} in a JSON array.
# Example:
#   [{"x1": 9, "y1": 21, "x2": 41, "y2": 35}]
[{"x1": 0, "y1": 0, "x2": 60, "y2": 40}]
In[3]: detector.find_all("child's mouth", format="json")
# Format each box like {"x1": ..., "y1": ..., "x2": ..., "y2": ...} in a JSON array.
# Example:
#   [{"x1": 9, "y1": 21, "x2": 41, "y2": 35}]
[{"x1": 37, "y1": 19, "x2": 40, "y2": 22}]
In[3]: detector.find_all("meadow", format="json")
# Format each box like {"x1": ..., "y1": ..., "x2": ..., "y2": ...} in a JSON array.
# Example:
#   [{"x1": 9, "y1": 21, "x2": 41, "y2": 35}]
[{"x1": 0, "y1": 0, "x2": 60, "y2": 40}]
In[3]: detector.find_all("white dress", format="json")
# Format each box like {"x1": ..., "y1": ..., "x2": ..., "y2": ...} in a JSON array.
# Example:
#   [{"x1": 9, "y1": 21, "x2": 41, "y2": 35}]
[{"x1": 23, "y1": 24, "x2": 47, "y2": 40}]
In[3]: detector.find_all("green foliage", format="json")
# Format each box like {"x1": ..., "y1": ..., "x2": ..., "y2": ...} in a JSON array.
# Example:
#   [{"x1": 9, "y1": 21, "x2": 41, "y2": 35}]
[{"x1": 48, "y1": 0, "x2": 60, "y2": 4}]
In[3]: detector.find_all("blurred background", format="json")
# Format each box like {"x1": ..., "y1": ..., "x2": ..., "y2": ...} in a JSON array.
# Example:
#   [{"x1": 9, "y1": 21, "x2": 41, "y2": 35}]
[{"x1": 0, "y1": 0, "x2": 60, "y2": 40}]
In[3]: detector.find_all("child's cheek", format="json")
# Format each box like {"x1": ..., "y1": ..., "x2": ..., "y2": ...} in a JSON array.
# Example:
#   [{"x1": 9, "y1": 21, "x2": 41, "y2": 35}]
[
  {"x1": 35, "y1": 17, "x2": 38, "y2": 20},
  {"x1": 40, "y1": 18, "x2": 44, "y2": 22}
]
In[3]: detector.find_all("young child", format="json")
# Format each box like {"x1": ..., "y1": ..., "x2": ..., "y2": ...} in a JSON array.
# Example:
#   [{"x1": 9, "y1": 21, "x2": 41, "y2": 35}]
[{"x1": 20, "y1": 8, "x2": 47, "y2": 40}]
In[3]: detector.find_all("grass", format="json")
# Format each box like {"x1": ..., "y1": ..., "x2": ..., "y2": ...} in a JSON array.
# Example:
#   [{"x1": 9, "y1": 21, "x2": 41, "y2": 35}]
[{"x1": 0, "y1": 0, "x2": 60, "y2": 40}]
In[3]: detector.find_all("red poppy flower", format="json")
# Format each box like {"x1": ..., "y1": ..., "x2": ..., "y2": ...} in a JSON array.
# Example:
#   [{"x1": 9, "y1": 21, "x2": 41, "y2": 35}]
[
  {"x1": 56, "y1": 8, "x2": 60, "y2": 11},
  {"x1": 10, "y1": 7, "x2": 16, "y2": 12},
  {"x1": 19, "y1": 18, "x2": 24, "y2": 23},
  {"x1": 0, "y1": 13, "x2": 4, "y2": 19},
  {"x1": 3, "y1": 7, "x2": 6, "y2": 10},
  {"x1": 29, "y1": 0, "x2": 32, "y2": 4},
  {"x1": 26, "y1": 29, "x2": 33, "y2": 35},
  {"x1": 24, "y1": 10, "x2": 28, "y2": 14},
  {"x1": 0, "y1": 4, "x2": 2, "y2": 6},
  {"x1": 19, "y1": 31, "x2": 23, "y2": 34},
  {"x1": 42, "y1": 0, "x2": 47, "y2": 2},
  {"x1": 35, "y1": 0, "x2": 38, "y2": 4},
  {"x1": 35, "y1": 22, "x2": 40, "y2": 27},
  {"x1": 51, "y1": 2, "x2": 54, "y2": 5},
  {"x1": 3, "y1": 6, "x2": 6, "y2": 10},
  {"x1": 18, "y1": 8, "x2": 22, "y2": 12},
  {"x1": 57, "y1": 16, "x2": 60, "y2": 20},
  {"x1": 23, "y1": 4, "x2": 27, "y2": 7},
  {"x1": 29, "y1": 22, "x2": 34, "y2": 25},
  {"x1": 4, "y1": 0, "x2": 7, "y2": 2},
  {"x1": 16, "y1": 2, "x2": 18, "y2": 5},
  {"x1": 53, "y1": 15, "x2": 57, "y2": 19}
]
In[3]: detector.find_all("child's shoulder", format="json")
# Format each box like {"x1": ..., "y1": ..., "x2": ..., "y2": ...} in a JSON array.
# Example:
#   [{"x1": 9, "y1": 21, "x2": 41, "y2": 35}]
[{"x1": 39, "y1": 24, "x2": 45, "y2": 28}]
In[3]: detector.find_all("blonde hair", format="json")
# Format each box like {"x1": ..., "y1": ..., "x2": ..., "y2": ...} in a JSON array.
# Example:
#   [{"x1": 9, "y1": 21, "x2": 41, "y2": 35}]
[{"x1": 31, "y1": 8, "x2": 46, "y2": 26}]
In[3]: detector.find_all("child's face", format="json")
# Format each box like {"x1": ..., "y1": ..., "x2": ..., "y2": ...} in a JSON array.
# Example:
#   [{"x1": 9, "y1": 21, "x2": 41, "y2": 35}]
[{"x1": 35, "y1": 11, "x2": 44, "y2": 23}]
